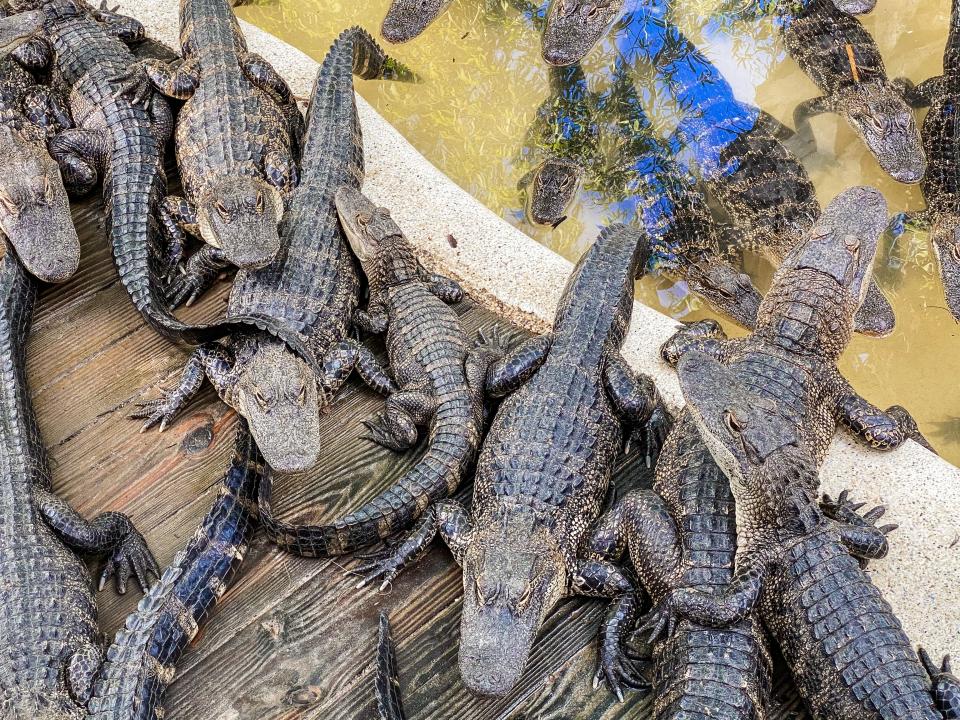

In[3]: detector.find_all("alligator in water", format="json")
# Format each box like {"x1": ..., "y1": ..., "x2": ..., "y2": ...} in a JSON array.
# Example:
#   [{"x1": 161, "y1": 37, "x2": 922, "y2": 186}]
[
  {"x1": 130, "y1": 0, "x2": 304, "y2": 289},
  {"x1": 258, "y1": 187, "x2": 498, "y2": 554},
  {"x1": 775, "y1": 0, "x2": 926, "y2": 184},
  {"x1": 0, "y1": 246, "x2": 161, "y2": 719},
  {"x1": 86, "y1": 421, "x2": 265, "y2": 720},
  {"x1": 381, "y1": 0, "x2": 536, "y2": 44},
  {"x1": 893, "y1": 0, "x2": 960, "y2": 322},
  {"x1": 666, "y1": 349, "x2": 959, "y2": 720},
  {"x1": 133, "y1": 28, "x2": 412, "y2": 473},
  {"x1": 354, "y1": 223, "x2": 671, "y2": 698},
  {"x1": 0, "y1": 7, "x2": 79, "y2": 283}
]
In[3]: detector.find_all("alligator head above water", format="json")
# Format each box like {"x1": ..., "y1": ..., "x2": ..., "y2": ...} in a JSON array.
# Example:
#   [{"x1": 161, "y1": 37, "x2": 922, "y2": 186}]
[
  {"x1": 381, "y1": 0, "x2": 454, "y2": 43},
  {"x1": 521, "y1": 157, "x2": 582, "y2": 227},
  {"x1": 234, "y1": 337, "x2": 321, "y2": 473},
  {"x1": 0, "y1": 124, "x2": 79, "y2": 283},
  {"x1": 196, "y1": 175, "x2": 283, "y2": 269},
  {"x1": 832, "y1": 0, "x2": 876, "y2": 14},
  {"x1": 683, "y1": 254, "x2": 763, "y2": 330},
  {"x1": 541, "y1": 0, "x2": 625, "y2": 66}
]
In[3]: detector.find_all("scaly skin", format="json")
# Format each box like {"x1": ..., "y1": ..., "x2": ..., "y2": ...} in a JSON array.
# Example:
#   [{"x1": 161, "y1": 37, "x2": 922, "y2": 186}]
[
  {"x1": 381, "y1": 0, "x2": 454, "y2": 43},
  {"x1": 376, "y1": 613, "x2": 406, "y2": 720},
  {"x1": 87, "y1": 422, "x2": 265, "y2": 720},
  {"x1": 358, "y1": 224, "x2": 671, "y2": 699},
  {"x1": 894, "y1": 0, "x2": 960, "y2": 322},
  {"x1": 0, "y1": 248, "x2": 159, "y2": 720},
  {"x1": 667, "y1": 351, "x2": 960, "y2": 720},
  {"x1": 5, "y1": 0, "x2": 248, "y2": 344},
  {"x1": 133, "y1": 28, "x2": 413, "y2": 473},
  {"x1": 130, "y1": 0, "x2": 304, "y2": 283},
  {"x1": 780, "y1": 0, "x2": 926, "y2": 184},
  {"x1": 257, "y1": 186, "x2": 494, "y2": 555}
]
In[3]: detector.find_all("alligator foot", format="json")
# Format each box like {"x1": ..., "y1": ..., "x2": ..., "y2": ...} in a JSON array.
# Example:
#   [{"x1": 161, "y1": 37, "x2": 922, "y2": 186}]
[
  {"x1": 660, "y1": 319, "x2": 727, "y2": 367},
  {"x1": 886, "y1": 405, "x2": 937, "y2": 453},
  {"x1": 130, "y1": 348, "x2": 209, "y2": 432},
  {"x1": 99, "y1": 528, "x2": 162, "y2": 594},
  {"x1": 919, "y1": 648, "x2": 960, "y2": 717},
  {"x1": 361, "y1": 412, "x2": 413, "y2": 452},
  {"x1": 111, "y1": 63, "x2": 154, "y2": 109},
  {"x1": 92, "y1": 0, "x2": 145, "y2": 43},
  {"x1": 635, "y1": 595, "x2": 680, "y2": 644},
  {"x1": 166, "y1": 246, "x2": 231, "y2": 309},
  {"x1": 821, "y1": 490, "x2": 897, "y2": 564}
]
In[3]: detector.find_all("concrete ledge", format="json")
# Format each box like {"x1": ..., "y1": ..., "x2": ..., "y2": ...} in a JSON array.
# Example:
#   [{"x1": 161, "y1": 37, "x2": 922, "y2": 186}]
[{"x1": 127, "y1": 0, "x2": 959, "y2": 659}]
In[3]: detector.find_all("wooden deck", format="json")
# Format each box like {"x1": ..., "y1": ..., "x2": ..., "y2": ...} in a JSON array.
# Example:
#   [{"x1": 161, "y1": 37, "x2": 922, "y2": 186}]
[{"x1": 37, "y1": 179, "x2": 811, "y2": 719}]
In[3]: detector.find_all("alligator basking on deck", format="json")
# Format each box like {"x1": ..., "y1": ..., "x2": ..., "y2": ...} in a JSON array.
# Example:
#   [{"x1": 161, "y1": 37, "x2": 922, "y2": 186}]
[
  {"x1": 134, "y1": 28, "x2": 412, "y2": 473},
  {"x1": 87, "y1": 422, "x2": 265, "y2": 720},
  {"x1": 0, "y1": 246, "x2": 161, "y2": 720},
  {"x1": 0, "y1": 7, "x2": 79, "y2": 283},
  {"x1": 130, "y1": 0, "x2": 304, "y2": 289},
  {"x1": 257, "y1": 187, "x2": 497, "y2": 554},
  {"x1": 893, "y1": 0, "x2": 960, "y2": 322},
  {"x1": 355, "y1": 223, "x2": 671, "y2": 698},
  {"x1": 778, "y1": 0, "x2": 926, "y2": 184},
  {"x1": 666, "y1": 351, "x2": 960, "y2": 720}
]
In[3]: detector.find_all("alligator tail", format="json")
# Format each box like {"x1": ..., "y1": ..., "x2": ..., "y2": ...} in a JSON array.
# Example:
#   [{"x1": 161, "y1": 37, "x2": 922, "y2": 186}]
[
  {"x1": 324, "y1": 26, "x2": 418, "y2": 85},
  {"x1": 947, "y1": 0, "x2": 960, "y2": 73},
  {"x1": 86, "y1": 422, "x2": 264, "y2": 720},
  {"x1": 376, "y1": 612, "x2": 407, "y2": 720},
  {"x1": 259, "y1": 406, "x2": 476, "y2": 557}
]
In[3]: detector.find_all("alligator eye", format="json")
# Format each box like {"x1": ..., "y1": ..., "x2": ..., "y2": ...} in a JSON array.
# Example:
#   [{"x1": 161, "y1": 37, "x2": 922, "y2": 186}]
[
  {"x1": 844, "y1": 234, "x2": 861, "y2": 253},
  {"x1": 356, "y1": 212, "x2": 369, "y2": 227},
  {"x1": 559, "y1": 175, "x2": 572, "y2": 190},
  {"x1": 297, "y1": 384, "x2": 307, "y2": 404},
  {"x1": 724, "y1": 409, "x2": 744, "y2": 434},
  {"x1": 952, "y1": 243, "x2": 960, "y2": 264},
  {"x1": 215, "y1": 201, "x2": 230, "y2": 219},
  {"x1": 474, "y1": 577, "x2": 486, "y2": 605},
  {"x1": 256, "y1": 191, "x2": 264, "y2": 213},
  {"x1": 0, "y1": 194, "x2": 18, "y2": 217},
  {"x1": 43, "y1": 176, "x2": 53, "y2": 200},
  {"x1": 515, "y1": 582, "x2": 533, "y2": 613},
  {"x1": 586, "y1": 5, "x2": 600, "y2": 19},
  {"x1": 255, "y1": 390, "x2": 268, "y2": 408}
]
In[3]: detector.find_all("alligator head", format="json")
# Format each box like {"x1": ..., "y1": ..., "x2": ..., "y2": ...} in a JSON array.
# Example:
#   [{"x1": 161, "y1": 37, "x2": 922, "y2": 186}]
[
  {"x1": 197, "y1": 176, "x2": 283, "y2": 270},
  {"x1": 458, "y1": 507, "x2": 566, "y2": 696},
  {"x1": 522, "y1": 158, "x2": 582, "y2": 227},
  {"x1": 677, "y1": 351, "x2": 820, "y2": 534},
  {"x1": 0, "y1": 9, "x2": 44, "y2": 56},
  {"x1": 840, "y1": 85, "x2": 926, "y2": 184},
  {"x1": 931, "y1": 217, "x2": 960, "y2": 323},
  {"x1": 831, "y1": 0, "x2": 876, "y2": 13},
  {"x1": 541, "y1": 0, "x2": 625, "y2": 66},
  {"x1": 381, "y1": 0, "x2": 454, "y2": 44},
  {"x1": 0, "y1": 125, "x2": 80, "y2": 283},
  {"x1": 236, "y1": 339, "x2": 320, "y2": 473},
  {"x1": 759, "y1": 186, "x2": 887, "y2": 358},
  {"x1": 684, "y1": 255, "x2": 762, "y2": 330}
]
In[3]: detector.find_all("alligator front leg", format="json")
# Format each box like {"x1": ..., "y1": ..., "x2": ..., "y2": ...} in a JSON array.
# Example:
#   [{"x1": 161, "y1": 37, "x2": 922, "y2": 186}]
[
  {"x1": 821, "y1": 490, "x2": 897, "y2": 563},
  {"x1": 91, "y1": 1, "x2": 145, "y2": 43},
  {"x1": 356, "y1": 499, "x2": 473, "y2": 589},
  {"x1": 160, "y1": 195, "x2": 199, "y2": 273},
  {"x1": 263, "y1": 144, "x2": 298, "y2": 198},
  {"x1": 66, "y1": 640, "x2": 104, "y2": 705},
  {"x1": 10, "y1": 35, "x2": 52, "y2": 72},
  {"x1": 48, "y1": 128, "x2": 102, "y2": 195},
  {"x1": 484, "y1": 331, "x2": 553, "y2": 397},
  {"x1": 918, "y1": 649, "x2": 960, "y2": 718},
  {"x1": 139, "y1": 57, "x2": 200, "y2": 100},
  {"x1": 240, "y1": 52, "x2": 296, "y2": 105},
  {"x1": 34, "y1": 487, "x2": 160, "y2": 593},
  {"x1": 131, "y1": 343, "x2": 236, "y2": 432},
  {"x1": 603, "y1": 353, "x2": 673, "y2": 465},
  {"x1": 167, "y1": 245, "x2": 232, "y2": 309},
  {"x1": 893, "y1": 75, "x2": 946, "y2": 109},
  {"x1": 833, "y1": 379, "x2": 932, "y2": 451},
  {"x1": 363, "y1": 385, "x2": 437, "y2": 451},
  {"x1": 355, "y1": 303, "x2": 390, "y2": 335},
  {"x1": 417, "y1": 261, "x2": 463, "y2": 303},
  {"x1": 660, "y1": 319, "x2": 728, "y2": 367},
  {"x1": 793, "y1": 95, "x2": 835, "y2": 153},
  {"x1": 317, "y1": 339, "x2": 397, "y2": 401},
  {"x1": 21, "y1": 85, "x2": 73, "y2": 135}
]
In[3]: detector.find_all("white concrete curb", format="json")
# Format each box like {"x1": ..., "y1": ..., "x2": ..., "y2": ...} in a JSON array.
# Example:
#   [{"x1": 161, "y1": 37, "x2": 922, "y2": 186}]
[{"x1": 125, "y1": 0, "x2": 959, "y2": 659}]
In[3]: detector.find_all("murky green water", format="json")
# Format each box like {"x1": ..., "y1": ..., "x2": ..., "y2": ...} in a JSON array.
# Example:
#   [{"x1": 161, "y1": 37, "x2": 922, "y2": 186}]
[{"x1": 238, "y1": 0, "x2": 960, "y2": 465}]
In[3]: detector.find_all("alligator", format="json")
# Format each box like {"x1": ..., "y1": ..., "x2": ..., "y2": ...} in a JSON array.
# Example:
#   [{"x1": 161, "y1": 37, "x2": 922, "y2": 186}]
[
  {"x1": 86, "y1": 421, "x2": 264, "y2": 720},
  {"x1": 0, "y1": 245, "x2": 161, "y2": 720},
  {"x1": 352, "y1": 223, "x2": 671, "y2": 698},
  {"x1": 2, "y1": 0, "x2": 258, "y2": 344},
  {"x1": 257, "y1": 186, "x2": 497, "y2": 554},
  {"x1": 655, "y1": 187, "x2": 931, "y2": 470},
  {"x1": 127, "y1": 0, "x2": 304, "y2": 288},
  {"x1": 0, "y1": 7, "x2": 79, "y2": 283},
  {"x1": 776, "y1": 0, "x2": 926, "y2": 184},
  {"x1": 663, "y1": 349, "x2": 960, "y2": 720},
  {"x1": 892, "y1": 0, "x2": 960, "y2": 322},
  {"x1": 376, "y1": 612, "x2": 406, "y2": 720},
  {"x1": 540, "y1": 0, "x2": 876, "y2": 68},
  {"x1": 133, "y1": 28, "x2": 413, "y2": 473}
]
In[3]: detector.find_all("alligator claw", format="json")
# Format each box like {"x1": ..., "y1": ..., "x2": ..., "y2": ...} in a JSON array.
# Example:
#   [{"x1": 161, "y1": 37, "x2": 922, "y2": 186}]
[
  {"x1": 635, "y1": 595, "x2": 679, "y2": 644},
  {"x1": 110, "y1": 62, "x2": 153, "y2": 109},
  {"x1": 99, "y1": 529, "x2": 160, "y2": 594},
  {"x1": 130, "y1": 394, "x2": 181, "y2": 433},
  {"x1": 361, "y1": 414, "x2": 406, "y2": 452}
]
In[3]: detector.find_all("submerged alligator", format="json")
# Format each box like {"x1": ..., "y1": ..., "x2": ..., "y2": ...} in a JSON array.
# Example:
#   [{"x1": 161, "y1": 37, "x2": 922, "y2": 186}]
[
  {"x1": 0, "y1": 245, "x2": 161, "y2": 719},
  {"x1": 131, "y1": 0, "x2": 304, "y2": 288},
  {"x1": 134, "y1": 28, "x2": 411, "y2": 473},
  {"x1": 0, "y1": 7, "x2": 79, "y2": 283},
  {"x1": 357, "y1": 224, "x2": 670, "y2": 698},
  {"x1": 778, "y1": 0, "x2": 926, "y2": 184},
  {"x1": 258, "y1": 187, "x2": 496, "y2": 555},
  {"x1": 895, "y1": 0, "x2": 960, "y2": 323},
  {"x1": 669, "y1": 350, "x2": 959, "y2": 720},
  {"x1": 87, "y1": 422, "x2": 265, "y2": 720}
]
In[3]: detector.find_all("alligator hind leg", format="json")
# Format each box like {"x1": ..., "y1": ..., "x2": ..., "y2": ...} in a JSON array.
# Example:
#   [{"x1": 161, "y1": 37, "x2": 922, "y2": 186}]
[
  {"x1": 34, "y1": 487, "x2": 160, "y2": 593},
  {"x1": 49, "y1": 128, "x2": 102, "y2": 195},
  {"x1": 603, "y1": 353, "x2": 672, "y2": 465},
  {"x1": 240, "y1": 52, "x2": 296, "y2": 105},
  {"x1": 363, "y1": 387, "x2": 437, "y2": 451},
  {"x1": 66, "y1": 641, "x2": 104, "y2": 705},
  {"x1": 484, "y1": 331, "x2": 553, "y2": 397},
  {"x1": 792, "y1": 95, "x2": 834, "y2": 155},
  {"x1": 167, "y1": 245, "x2": 232, "y2": 309},
  {"x1": 21, "y1": 85, "x2": 72, "y2": 134},
  {"x1": 821, "y1": 490, "x2": 897, "y2": 563},
  {"x1": 316, "y1": 339, "x2": 397, "y2": 401},
  {"x1": 918, "y1": 649, "x2": 960, "y2": 718},
  {"x1": 264, "y1": 145, "x2": 299, "y2": 198},
  {"x1": 660, "y1": 319, "x2": 727, "y2": 367},
  {"x1": 417, "y1": 261, "x2": 463, "y2": 303}
]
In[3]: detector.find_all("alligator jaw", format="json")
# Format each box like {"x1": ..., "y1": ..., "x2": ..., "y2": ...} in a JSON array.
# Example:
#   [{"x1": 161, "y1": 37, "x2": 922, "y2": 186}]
[
  {"x1": 196, "y1": 178, "x2": 283, "y2": 270},
  {"x1": 0, "y1": 11, "x2": 44, "y2": 57},
  {"x1": 541, "y1": 0, "x2": 626, "y2": 66},
  {"x1": 381, "y1": 0, "x2": 453, "y2": 44},
  {"x1": 524, "y1": 158, "x2": 582, "y2": 227}
]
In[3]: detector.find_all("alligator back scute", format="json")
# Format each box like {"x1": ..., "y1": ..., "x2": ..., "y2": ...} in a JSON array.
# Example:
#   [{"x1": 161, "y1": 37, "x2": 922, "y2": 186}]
[{"x1": 767, "y1": 528, "x2": 940, "y2": 719}]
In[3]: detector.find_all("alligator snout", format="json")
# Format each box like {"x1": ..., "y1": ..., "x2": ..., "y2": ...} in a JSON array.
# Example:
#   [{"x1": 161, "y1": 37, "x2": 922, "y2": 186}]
[{"x1": 459, "y1": 641, "x2": 527, "y2": 697}]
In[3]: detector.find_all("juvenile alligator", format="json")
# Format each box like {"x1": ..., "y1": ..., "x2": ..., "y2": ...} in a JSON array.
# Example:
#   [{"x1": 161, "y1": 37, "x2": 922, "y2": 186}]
[
  {"x1": 779, "y1": 0, "x2": 926, "y2": 183},
  {"x1": 893, "y1": 0, "x2": 960, "y2": 322},
  {"x1": 257, "y1": 187, "x2": 495, "y2": 554},
  {"x1": 0, "y1": 7, "x2": 79, "y2": 283},
  {"x1": 4, "y1": 0, "x2": 253, "y2": 344},
  {"x1": 375, "y1": 612, "x2": 406, "y2": 720},
  {"x1": 0, "y1": 246, "x2": 161, "y2": 719},
  {"x1": 354, "y1": 223, "x2": 671, "y2": 698},
  {"x1": 665, "y1": 349, "x2": 960, "y2": 720},
  {"x1": 129, "y1": 0, "x2": 304, "y2": 287},
  {"x1": 381, "y1": 0, "x2": 538, "y2": 44},
  {"x1": 133, "y1": 28, "x2": 412, "y2": 473},
  {"x1": 86, "y1": 421, "x2": 265, "y2": 720}
]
